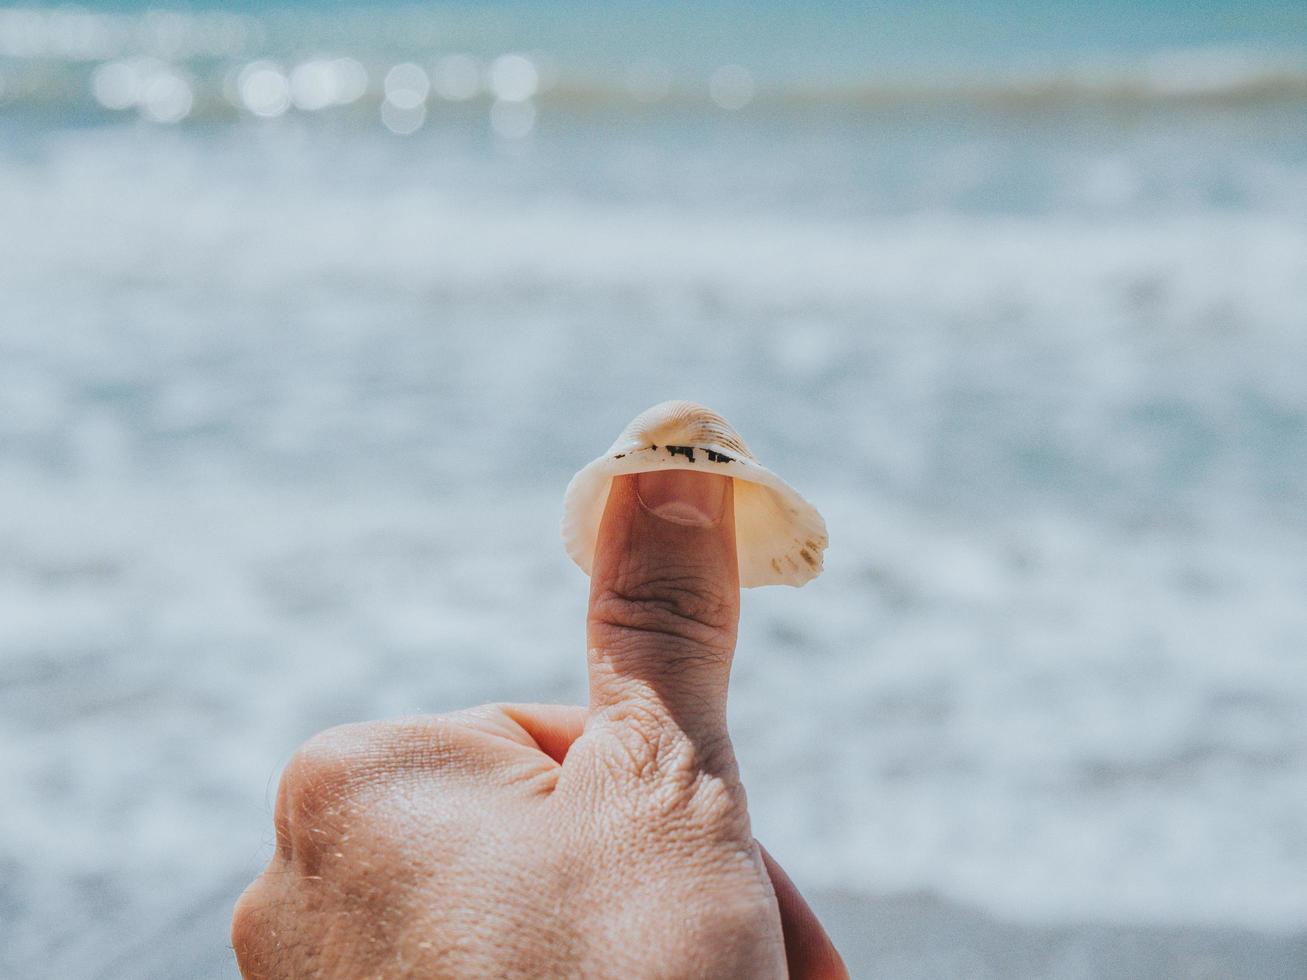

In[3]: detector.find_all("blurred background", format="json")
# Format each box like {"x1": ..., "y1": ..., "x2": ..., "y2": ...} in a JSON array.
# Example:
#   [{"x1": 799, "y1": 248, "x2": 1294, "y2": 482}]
[{"x1": 2, "y1": 1, "x2": 1306, "y2": 977}]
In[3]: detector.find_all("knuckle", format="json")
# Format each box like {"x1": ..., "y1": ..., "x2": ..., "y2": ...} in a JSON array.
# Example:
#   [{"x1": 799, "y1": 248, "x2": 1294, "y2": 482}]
[
  {"x1": 598, "y1": 709, "x2": 746, "y2": 833},
  {"x1": 231, "y1": 878, "x2": 279, "y2": 976},
  {"x1": 274, "y1": 717, "x2": 471, "y2": 867},
  {"x1": 279, "y1": 724, "x2": 374, "y2": 817},
  {"x1": 683, "y1": 770, "x2": 750, "y2": 838},
  {"x1": 602, "y1": 702, "x2": 687, "y2": 782},
  {"x1": 377, "y1": 715, "x2": 468, "y2": 768},
  {"x1": 590, "y1": 570, "x2": 736, "y2": 650},
  {"x1": 274, "y1": 722, "x2": 393, "y2": 865}
]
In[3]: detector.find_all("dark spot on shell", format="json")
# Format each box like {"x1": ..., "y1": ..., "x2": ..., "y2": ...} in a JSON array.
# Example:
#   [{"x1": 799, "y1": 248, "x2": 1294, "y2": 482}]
[
  {"x1": 770, "y1": 558, "x2": 781, "y2": 573},
  {"x1": 705, "y1": 449, "x2": 735, "y2": 464},
  {"x1": 667, "y1": 445, "x2": 696, "y2": 462},
  {"x1": 800, "y1": 548, "x2": 816, "y2": 567},
  {"x1": 805, "y1": 539, "x2": 819, "y2": 550},
  {"x1": 614, "y1": 453, "x2": 626, "y2": 459}
]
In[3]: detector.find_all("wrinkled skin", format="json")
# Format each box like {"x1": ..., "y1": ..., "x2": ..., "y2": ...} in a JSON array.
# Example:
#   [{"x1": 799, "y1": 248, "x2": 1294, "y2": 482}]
[{"x1": 233, "y1": 471, "x2": 847, "y2": 979}]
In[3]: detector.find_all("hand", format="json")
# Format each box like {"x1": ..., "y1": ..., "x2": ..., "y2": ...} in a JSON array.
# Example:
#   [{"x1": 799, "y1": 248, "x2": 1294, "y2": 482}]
[{"x1": 232, "y1": 470, "x2": 847, "y2": 978}]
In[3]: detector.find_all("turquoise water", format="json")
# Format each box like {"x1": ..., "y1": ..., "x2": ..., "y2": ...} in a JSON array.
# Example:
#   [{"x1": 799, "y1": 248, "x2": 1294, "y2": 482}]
[
  {"x1": 4, "y1": 0, "x2": 1307, "y2": 107},
  {"x1": 2, "y1": 3, "x2": 1307, "y2": 978},
  {"x1": 21, "y1": 0, "x2": 1307, "y2": 57}
]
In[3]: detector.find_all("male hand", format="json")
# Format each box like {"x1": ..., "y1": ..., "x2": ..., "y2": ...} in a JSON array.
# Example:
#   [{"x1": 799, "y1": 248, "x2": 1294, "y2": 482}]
[{"x1": 232, "y1": 470, "x2": 847, "y2": 978}]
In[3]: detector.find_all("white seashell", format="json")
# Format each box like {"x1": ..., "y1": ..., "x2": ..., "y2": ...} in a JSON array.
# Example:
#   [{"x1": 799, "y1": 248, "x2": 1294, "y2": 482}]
[{"x1": 562, "y1": 400, "x2": 828, "y2": 587}]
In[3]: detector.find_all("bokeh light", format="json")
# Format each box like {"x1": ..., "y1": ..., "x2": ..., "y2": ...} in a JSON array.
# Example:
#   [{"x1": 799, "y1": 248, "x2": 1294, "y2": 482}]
[
  {"x1": 289, "y1": 59, "x2": 337, "y2": 111},
  {"x1": 90, "y1": 59, "x2": 145, "y2": 110},
  {"x1": 383, "y1": 62, "x2": 430, "y2": 111},
  {"x1": 89, "y1": 56, "x2": 190, "y2": 122},
  {"x1": 488, "y1": 53, "x2": 538, "y2": 103},
  {"x1": 238, "y1": 61, "x2": 290, "y2": 118},
  {"x1": 380, "y1": 99, "x2": 425, "y2": 135},
  {"x1": 329, "y1": 57, "x2": 369, "y2": 105},
  {"x1": 138, "y1": 69, "x2": 192, "y2": 124}
]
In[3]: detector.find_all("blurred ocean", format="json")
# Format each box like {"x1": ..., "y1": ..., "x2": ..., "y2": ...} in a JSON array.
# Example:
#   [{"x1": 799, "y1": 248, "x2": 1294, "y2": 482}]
[{"x1": 2, "y1": 2, "x2": 1307, "y2": 977}]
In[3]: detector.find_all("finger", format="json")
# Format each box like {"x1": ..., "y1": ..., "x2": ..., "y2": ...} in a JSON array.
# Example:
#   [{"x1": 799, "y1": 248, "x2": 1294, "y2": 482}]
[
  {"x1": 497, "y1": 703, "x2": 588, "y2": 764},
  {"x1": 586, "y1": 471, "x2": 739, "y2": 750},
  {"x1": 758, "y1": 843, "x2": 849, "y2": 980},
  {"x1": 233, "y1": 873, "x2": 295, "y2": 980},
  {"x1": 437, "y1": 704, "x2": 588, "y2": 765}
]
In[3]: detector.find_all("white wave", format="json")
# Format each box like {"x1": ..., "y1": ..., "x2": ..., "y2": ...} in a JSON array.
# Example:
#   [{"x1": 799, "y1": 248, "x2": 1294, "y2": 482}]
[{"x1": 1, "y1": 109, "x2": 1306, "y2": 974}]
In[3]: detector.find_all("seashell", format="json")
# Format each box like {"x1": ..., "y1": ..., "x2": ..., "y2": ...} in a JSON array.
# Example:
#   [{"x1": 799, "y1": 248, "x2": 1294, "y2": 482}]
[{"x1": 562, "y1": 400, "x2": 828, "y2": 587}]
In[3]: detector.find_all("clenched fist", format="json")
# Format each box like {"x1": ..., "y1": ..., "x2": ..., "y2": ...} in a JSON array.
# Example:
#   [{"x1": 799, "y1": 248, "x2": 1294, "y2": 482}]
[{"x1": 232, "y1": 471, "x2": 846, "y2": 978}]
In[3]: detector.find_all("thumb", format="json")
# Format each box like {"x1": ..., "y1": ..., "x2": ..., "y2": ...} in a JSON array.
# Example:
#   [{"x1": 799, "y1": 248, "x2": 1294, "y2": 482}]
[{"x1": 586, "y1": 470, "x2": 739, "y2": 753}]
